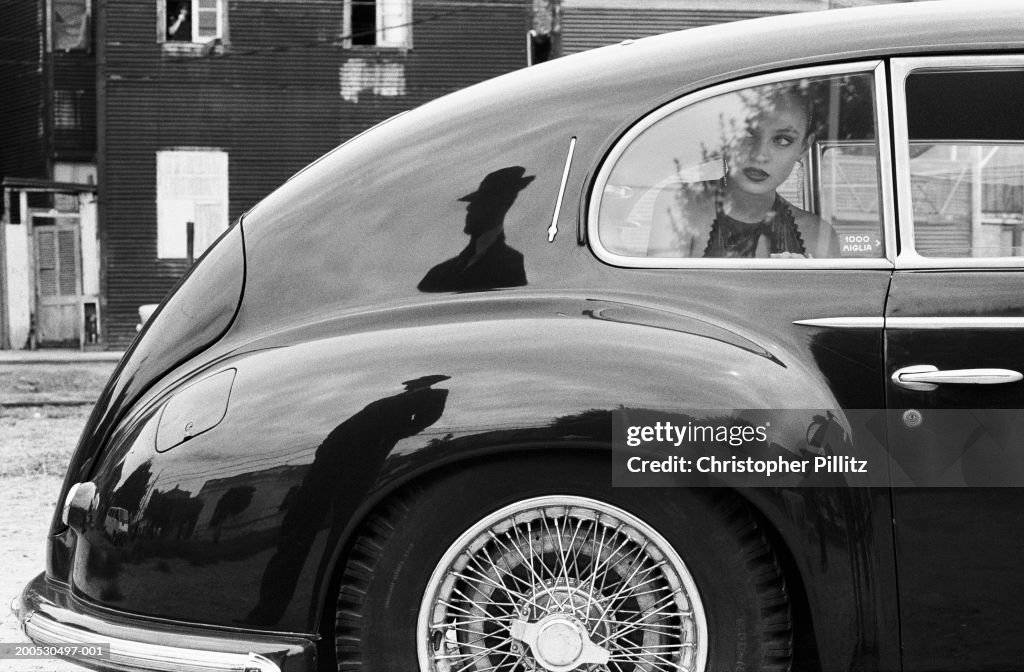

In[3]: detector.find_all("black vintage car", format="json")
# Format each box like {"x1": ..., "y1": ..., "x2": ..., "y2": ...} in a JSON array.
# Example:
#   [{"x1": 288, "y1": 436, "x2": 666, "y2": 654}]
[{"x1": 15, "y1": 2, "x2": 1024, "y2": 671}]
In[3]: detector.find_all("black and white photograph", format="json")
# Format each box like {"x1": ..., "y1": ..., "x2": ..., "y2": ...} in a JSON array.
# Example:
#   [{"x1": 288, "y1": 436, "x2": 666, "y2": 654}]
[{"x1": 2, "y1": 0, "x2": 1024, "y2": 670}]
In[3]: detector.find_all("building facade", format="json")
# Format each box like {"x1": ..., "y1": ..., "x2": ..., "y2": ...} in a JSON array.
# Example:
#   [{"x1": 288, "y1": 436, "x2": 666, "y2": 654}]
[
  {"x1": 2, "y1": 0, "x2": 532, "y2": 349},
  {"x1": 0, "y1": 0, "x2": 98, "y2": 349}
]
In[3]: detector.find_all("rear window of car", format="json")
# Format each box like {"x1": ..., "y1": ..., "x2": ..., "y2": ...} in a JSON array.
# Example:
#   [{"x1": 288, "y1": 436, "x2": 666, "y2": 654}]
[{"x1": 591, "y1": 63, "x2": 888, "y2": 266}]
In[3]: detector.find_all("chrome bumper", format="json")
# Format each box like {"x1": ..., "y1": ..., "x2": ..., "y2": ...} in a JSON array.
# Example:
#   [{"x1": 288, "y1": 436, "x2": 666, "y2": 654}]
[{"x1": 14, "y1": 572, "x2": 315, "y2": 672}]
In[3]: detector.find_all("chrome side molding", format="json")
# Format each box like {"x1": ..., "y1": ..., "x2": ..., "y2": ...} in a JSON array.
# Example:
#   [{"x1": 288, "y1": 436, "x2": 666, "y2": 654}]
[
  {"x1": 887, "y1": 317, "x2": 1024, "y2": 330},
  {"x1": 795, "y1": 316, "x2": 1024, "y2": 330},
  {"x1": 792, "y1": 317, "x2": 884, "y2": 329}
]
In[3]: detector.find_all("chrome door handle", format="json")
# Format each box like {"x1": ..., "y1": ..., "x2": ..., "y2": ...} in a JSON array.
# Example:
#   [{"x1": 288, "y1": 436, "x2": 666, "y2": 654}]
[{"x1": 891, "y1": 365, "x2": 1024, "y2": 391}]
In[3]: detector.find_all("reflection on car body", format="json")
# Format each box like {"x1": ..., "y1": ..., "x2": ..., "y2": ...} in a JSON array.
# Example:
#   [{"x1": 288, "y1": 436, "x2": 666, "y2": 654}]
[
  {"x1": 14, "y1": 2, "x2": 1024, "y2": 672},
  {"x1": 102, "y1": 506, "x2": 129, "y2": 543}
]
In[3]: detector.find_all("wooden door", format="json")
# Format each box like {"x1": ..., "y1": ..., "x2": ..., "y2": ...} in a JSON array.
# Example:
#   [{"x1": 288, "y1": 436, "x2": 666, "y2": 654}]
[{"x1": 33, "y1": 215, "x2": 82, "y2": 347}]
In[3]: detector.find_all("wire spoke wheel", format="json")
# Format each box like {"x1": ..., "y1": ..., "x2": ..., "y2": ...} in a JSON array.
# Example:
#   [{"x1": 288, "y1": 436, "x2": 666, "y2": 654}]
[{"x1": 417, "y1": 496, "x2": 708, "y2": 672}]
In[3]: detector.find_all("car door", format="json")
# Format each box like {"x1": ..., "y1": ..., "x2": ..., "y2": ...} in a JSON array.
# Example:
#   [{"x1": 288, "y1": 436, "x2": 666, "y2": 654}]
[{"x1": 887, "y1": 56, "x2": 1024, "y2": 671}]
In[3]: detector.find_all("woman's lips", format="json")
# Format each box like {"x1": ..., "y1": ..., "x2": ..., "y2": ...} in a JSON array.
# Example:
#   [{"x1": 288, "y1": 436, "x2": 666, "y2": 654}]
[{"x1": 743, "y1": 167, "x2": 770, "y2": 182}]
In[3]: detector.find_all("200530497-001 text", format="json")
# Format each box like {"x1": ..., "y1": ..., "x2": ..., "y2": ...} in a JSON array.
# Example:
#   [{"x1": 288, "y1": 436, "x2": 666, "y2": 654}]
[{"x1": 0, "y1": 642, "x2": 110, "y2": 660}]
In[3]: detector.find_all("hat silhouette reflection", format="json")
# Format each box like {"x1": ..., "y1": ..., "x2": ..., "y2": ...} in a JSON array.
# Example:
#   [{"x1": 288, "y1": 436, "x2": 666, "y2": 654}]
[{"x1": 418, "y1": 167, "x2": 534, "y2": 292}]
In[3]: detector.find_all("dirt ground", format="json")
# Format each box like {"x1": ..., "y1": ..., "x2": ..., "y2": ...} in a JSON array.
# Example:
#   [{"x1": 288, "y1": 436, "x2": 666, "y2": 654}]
[
  {"x1": 1, "y1": 362, "x2": 112, "y2": 672},
  {"x1": 0, "y1": 406, "x2": 92, "y2": 478},
  {"x1": 0, "y1": 474, "x2": 84, "y2": 672},
  {"x1": 0, "y1": 364, "x2": 111, "y2": 407}
]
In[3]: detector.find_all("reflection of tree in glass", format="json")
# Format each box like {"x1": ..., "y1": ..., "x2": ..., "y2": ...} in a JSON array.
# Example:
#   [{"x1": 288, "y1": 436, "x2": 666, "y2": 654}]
[{"x1": 661, "y1": 159, "x2": 712, "y2": 252}]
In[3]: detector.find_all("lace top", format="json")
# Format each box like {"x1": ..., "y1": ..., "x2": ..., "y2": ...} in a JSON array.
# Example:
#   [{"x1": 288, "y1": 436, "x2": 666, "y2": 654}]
[{"x1": 703, "y1": 185, "x2": 806, "y2": 258}]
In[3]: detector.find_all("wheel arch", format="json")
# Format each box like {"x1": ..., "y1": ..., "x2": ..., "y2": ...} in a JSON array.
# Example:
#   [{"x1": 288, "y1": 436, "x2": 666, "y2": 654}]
[{"x1": 313, "y1": 446, "x2": 824, "y2": 671}]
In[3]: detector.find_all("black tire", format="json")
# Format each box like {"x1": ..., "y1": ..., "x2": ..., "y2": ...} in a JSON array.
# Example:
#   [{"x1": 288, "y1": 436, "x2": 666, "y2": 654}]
[{"x1": 335, "y1": 455, "x2": 792, "y2": 672}]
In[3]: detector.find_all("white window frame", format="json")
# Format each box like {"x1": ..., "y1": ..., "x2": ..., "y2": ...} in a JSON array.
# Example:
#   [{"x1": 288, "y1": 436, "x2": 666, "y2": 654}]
[
  {"x1": 159, "y1": 0, "x2": 225, "y2": 44},
  {"x1": 156, "y1": 149, "x2": 229, "y2": 260},
  {"x1": 344, "y1": 0, "x2": 412, "y2": 49}
]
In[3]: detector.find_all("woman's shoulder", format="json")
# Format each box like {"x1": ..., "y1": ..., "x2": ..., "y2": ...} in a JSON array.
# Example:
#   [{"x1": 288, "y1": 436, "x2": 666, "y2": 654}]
[
  {"x1": 777, "y1": 194, "x2": 820, "y2": 226},
  {"x1": 778, "y1": 195, "x2": 839, "y2": 257}
]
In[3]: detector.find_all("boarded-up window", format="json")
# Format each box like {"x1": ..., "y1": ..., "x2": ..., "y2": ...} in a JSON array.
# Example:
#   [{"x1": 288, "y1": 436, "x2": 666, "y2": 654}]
[{"x1": 157, "y1": 150, "x2": 229, "y2": 259}]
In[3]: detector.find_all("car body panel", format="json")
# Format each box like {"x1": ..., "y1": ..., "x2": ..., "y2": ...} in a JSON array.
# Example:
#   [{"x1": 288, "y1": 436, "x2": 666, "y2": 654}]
[
  {"x1": 884, "y1": 52, "x2": 1024, "y2": 670},
  {"x1": 67, "y1": 270, "x2": 893, "y2": 670},
  {"x1": 886, "y1": 272, "x2": 1024, "y2": 670}
]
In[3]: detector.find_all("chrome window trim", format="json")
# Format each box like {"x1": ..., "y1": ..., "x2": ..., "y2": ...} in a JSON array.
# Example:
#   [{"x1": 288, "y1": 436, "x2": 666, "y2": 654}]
[
  {"x1": 891, "y1": 55, "x2": 1024, "y2": 270},
  {"x1": 587, "y1": 60, "x2": 896, "y2": 271}
]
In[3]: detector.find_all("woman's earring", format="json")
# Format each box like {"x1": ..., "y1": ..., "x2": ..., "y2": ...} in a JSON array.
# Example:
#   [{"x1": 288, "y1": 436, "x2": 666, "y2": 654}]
[{"x1": 722, "y1": 154, "x2": 729, "y2": 188}]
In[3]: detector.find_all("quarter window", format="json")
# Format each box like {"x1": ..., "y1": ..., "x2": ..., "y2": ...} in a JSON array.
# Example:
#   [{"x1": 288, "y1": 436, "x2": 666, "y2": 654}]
[
  {"x1": 594, "y1": 68, "x2": 884, "y2": 262},
  {"x1": 904, "y1": 69, "x2": 1024, "y2": 258},
  {"x1": 156, "y1": 150, "x2": 229, "y2": 259}
]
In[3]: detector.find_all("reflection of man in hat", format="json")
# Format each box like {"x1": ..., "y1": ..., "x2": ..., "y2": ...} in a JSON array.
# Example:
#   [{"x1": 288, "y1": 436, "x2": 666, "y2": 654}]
[
  {"x1": 247, "y1": 374, "x2": 451, "y2": 626},
  {"x1": 418, "y1": 166, "x2": 534, "y2": 292}
]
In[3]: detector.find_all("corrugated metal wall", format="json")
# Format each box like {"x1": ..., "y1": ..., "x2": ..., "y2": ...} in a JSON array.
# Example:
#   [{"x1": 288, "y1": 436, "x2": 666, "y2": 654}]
[
  {"x1": 559, "y1": 8, "x2": 782, "y2": 55},
  {"x1": 0, "y1": 2, "x2": 48, "y2": 186},
  {"x1": 100, "y1": 0, "x2": 529, "y2": 347}
]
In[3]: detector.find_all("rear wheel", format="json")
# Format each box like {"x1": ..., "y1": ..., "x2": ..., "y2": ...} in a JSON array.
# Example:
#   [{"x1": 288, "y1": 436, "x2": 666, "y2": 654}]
[{"x1": 335, "y1": 457, "x2": 791, "y2": 672}]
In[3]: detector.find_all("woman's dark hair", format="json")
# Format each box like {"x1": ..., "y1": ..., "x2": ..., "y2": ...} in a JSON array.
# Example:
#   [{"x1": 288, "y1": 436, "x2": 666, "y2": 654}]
[{"x1": 761, "y1": 83, "x2": 816, "y2": 138}]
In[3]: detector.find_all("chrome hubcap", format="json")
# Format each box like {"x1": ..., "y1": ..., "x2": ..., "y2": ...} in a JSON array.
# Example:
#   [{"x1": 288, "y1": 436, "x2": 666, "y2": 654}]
[
  {"x1": 418, "y1": 496, "x2": 708, "y2": 672},
  {"x1": 512, "y1": 614, "x2": 609, "y2": 671}
]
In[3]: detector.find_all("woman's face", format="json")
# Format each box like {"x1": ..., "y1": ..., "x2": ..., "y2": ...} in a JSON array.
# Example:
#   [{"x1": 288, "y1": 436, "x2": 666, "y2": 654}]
[{"x1": 727, "y1": 98, "x2": 810, "y2": 197}]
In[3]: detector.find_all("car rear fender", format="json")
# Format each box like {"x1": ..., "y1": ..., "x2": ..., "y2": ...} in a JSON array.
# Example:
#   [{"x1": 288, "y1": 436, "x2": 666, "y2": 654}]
[{"x1": 68, "y1": 295, "x2": 887, "y2": 668}]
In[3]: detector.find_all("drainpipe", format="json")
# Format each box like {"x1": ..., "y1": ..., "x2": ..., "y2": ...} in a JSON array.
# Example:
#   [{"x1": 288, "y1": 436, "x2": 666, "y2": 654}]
[
  {"x1": 96, "y1": 0, "x2": 108, "y2": 346},
  {"x1": 0, "y1": 188, "x2": 9, "y2": 349}
]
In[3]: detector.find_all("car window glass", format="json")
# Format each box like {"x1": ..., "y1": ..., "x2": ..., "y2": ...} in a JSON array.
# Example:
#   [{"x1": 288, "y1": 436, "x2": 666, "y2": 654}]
[
  {"x1": 906, "y1": 69, "x2": 1024, "y2": 258},
  {"x1": 596, "y1": 71, "x2": 883, "y2": 260}
]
